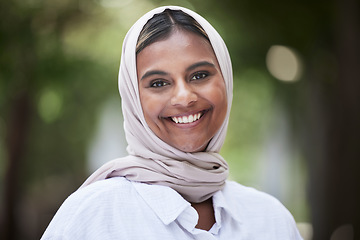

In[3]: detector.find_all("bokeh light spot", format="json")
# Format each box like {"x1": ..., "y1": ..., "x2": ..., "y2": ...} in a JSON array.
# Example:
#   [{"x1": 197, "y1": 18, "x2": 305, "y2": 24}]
[
  {"x1": 38, "y1": 88, "x2": 63, "y2": 123},
  {"x1": 266, "y1": 45, "x2": 303, "y2": 82}
]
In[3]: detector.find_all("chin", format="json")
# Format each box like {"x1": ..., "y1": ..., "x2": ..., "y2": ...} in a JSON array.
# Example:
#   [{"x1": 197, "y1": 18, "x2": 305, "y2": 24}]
[{"x1": 174, "y1": 142, "x2": 208, "y2": 153}]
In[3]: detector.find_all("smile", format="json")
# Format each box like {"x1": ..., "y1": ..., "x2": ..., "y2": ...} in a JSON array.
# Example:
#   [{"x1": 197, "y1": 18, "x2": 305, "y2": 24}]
[{"x1": 171, "y1": 112, "x2": 203, "y2": 124}]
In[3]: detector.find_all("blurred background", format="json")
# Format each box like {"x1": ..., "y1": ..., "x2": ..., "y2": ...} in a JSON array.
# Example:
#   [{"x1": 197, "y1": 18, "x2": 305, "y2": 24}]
[{"x1": 0, "y1": 0, "x2": 359, "y2": 239}]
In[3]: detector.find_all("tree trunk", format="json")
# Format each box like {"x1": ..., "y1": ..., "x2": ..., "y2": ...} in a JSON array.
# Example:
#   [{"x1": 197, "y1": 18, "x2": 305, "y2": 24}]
[
  {"x1": 2, "y1": 90, "x2": 31, "y2": 240},
  {"x1": 310, "y1": 0, "x2": 360, "y2": 238}
]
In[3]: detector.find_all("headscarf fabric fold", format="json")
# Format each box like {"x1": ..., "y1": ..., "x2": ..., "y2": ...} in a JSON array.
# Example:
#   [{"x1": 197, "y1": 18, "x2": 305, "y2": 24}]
[{"x1": 81, "y1": 6, "x2": 233, "y2": 203}]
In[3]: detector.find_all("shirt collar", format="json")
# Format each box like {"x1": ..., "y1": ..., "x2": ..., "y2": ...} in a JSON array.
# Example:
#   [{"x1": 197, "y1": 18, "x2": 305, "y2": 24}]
[
  {"x1": 132, "y1": 181, "x2": 242, "y2": 226},
  {"x1": 132, "y1": 181, "x2": 191, "y2": 225},
  {"x1": 212, "y1": 183, "x2": 243, "y2": 223}
]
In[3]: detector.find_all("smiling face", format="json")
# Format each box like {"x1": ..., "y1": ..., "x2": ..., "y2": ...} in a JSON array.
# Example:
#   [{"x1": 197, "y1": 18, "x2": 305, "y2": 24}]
[{"x1": 137, "y1": 29, "x2": 227, "y2": 152}]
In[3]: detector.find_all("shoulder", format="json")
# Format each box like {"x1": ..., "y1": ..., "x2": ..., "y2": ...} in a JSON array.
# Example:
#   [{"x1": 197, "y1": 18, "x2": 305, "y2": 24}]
[
  {"x1": 58, "y1": 177, "x2": 137, "y2": 214},
  {"x1": 41, "y1": 177, "x2": 143, "y2": 239},
  {"x1": 69, "y1": 176, "x2": 136, "y2": 204},
  {"x1": 221, "y1": 181, "x2": 303, "y2": 239},
  {"x1": 224, "y1": 180, "x2": 289, "y2": 208}
]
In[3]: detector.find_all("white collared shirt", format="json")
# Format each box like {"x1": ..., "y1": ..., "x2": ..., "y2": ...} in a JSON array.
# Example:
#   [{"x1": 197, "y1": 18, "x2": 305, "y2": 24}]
[{"x1": 41, "y1": 177, "x2": 302, "y2": 239}]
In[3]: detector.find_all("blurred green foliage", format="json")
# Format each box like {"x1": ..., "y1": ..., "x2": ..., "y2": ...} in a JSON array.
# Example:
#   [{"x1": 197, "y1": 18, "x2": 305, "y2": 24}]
[
  {"x1": 0, "y1": 0, "x2": 312, "y2": 238},
  {"x1": 2, "y1": 0, "x2": 358, "y2": 239}
]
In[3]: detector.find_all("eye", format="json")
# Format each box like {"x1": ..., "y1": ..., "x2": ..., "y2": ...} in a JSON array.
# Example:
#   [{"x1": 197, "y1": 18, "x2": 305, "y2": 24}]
[
  {"x1": 191, "y1": 72, "x2": 208, "y2": 81},
  {"x1": 150, "y1": 80, "x2": 169, "y2": 88}
]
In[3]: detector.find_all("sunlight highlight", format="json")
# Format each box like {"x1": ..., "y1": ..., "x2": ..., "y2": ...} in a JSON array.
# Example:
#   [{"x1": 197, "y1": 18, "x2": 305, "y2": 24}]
[{"x1": 96, "y1": 0, "x2": 133, "y2": 8}]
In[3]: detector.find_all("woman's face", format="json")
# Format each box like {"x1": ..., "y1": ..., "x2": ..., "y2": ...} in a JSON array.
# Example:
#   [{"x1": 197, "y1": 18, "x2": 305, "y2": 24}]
[{"x1": 137, "y1": 29, "x2": 227, "y2": 152}]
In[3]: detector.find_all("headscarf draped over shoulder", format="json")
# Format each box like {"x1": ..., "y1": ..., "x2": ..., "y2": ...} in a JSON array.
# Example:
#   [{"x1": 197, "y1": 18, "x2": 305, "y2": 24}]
[{"x1": 81, "y1": 6, "x2": 233, "y2": 203}]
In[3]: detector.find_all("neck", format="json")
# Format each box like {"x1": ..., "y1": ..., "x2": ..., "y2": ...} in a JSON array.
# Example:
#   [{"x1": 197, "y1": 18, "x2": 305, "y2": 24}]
[{"x1": 191, "y1": 198, "x2": 216, "y2": 231}]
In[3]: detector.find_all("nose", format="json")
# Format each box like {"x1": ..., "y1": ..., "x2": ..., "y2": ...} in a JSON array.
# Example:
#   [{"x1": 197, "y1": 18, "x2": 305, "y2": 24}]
[{"x1": 170, "y1": 80, "x2": 197, "y2": 106}]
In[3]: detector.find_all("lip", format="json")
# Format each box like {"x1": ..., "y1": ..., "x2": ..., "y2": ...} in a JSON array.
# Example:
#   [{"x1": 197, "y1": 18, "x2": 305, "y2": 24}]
[{"x1": 164, "y1": 109, "x2": 210, "y2": 127}]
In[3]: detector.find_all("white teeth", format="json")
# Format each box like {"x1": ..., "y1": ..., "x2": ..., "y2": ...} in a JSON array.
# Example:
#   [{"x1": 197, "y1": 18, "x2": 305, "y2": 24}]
[
  {"x1": 171, "y1": 112, "x2": 202, "y2": 124},
  {"x1": 188, "y1": 115, "x2": 194, "y2": 122}
]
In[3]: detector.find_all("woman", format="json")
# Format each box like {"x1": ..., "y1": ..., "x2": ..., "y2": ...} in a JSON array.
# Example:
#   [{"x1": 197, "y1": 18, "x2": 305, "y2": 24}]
[{"x1": 42, "y1": 6, "x2": 302, "y2": 239}]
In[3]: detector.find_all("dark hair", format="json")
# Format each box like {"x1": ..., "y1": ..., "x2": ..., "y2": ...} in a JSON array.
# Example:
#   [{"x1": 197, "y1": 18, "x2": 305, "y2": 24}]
[{"x1": 136, "y1": 9, "x2": 210, "y2": 54}]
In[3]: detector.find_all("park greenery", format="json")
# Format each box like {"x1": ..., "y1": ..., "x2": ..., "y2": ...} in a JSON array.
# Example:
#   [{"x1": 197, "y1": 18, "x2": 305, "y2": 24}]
[{"x1": 1, "y1": 0, "x2": 359, "y2": 239}]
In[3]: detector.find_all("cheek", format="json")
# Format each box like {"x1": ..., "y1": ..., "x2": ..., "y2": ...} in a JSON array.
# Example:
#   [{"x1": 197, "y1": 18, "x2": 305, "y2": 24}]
[
  {"x1": 140, "y1": 92, "x2": 162, "y2": 121},
  {"x1": 209, "y1": 82, "x2": 228, "y2": 126},
  {"x1": 205, "y1": 81, "x2": 227, "y2": 109}
]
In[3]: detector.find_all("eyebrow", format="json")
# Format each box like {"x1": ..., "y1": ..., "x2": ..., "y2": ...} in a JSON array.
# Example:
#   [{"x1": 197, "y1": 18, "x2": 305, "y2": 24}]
[
  {"x1": 140, "y1": 61, "x2": 216, "y2": 81},
  {"x1": 140, "y1": 70, "x2": 168, "y2": 81},
  {"x1": 186, "y1": 61, "x2": 216, "y2": 72}
]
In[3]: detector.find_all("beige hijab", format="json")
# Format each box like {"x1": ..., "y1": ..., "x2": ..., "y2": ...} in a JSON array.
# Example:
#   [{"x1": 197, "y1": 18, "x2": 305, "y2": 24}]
[{"x1": 81, "y1": 6, "x2": 233, "y2": 203}]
